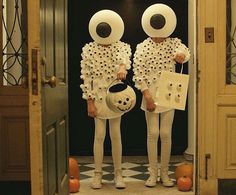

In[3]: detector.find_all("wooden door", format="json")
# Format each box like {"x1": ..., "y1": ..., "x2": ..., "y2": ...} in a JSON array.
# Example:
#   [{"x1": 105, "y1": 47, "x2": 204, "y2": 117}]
[
  {"x1": 198, "y1": 0, "x2": 236, "y2": 194},
  {"x1": 0, "y1": 0, "x2": 30, "y2": 181},
  {"x1": 28, "y1": 0, "x2": 69, "y2": 194}
]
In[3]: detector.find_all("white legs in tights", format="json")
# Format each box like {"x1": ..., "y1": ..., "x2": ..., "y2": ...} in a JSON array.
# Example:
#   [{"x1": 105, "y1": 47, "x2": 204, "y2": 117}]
[
  {"x1": 91, "y1": 110, "x2": 175, "y2": 189},
  {"x1": 92, "y1": 117, "x2": 125, "y2": 189},
  {"x1": 145, "y1": 110, "x2": 175, "y2": 187}
]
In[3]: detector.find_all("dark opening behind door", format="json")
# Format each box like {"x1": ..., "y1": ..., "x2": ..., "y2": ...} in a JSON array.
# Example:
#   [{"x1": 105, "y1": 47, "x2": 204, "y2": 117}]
[{"x1": 68, "y1": 0, "x2": 188, "y2": 156}]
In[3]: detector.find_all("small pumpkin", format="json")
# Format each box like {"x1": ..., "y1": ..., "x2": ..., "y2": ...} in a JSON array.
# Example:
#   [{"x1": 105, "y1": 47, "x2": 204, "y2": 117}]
[
  {"x1": 106, "y1": 81, "x2": 136, "y2": 113},
  {"x1": 69, "y1": 176, "x2": 80, "y2": 193},
  {"x1": 175, "y1": 163, "x2": 193, "y2": 180},
  {"x1": 69, "y1": 158, "x2": 79, "y2": 180},
  {"x1": 177, "y1": 176, "x2": 192, "y2": 191}
]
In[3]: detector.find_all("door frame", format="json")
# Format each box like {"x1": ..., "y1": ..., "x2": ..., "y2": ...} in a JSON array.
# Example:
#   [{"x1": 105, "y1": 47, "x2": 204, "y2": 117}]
[
  {"x1": 28, "y1": 0, "x2": 44, "y2": 194},
  {"x1": 198, "y1": 0, "x2": 218, "y2": 193},
  {"x1": 28, "y1": 0, "x2": 226, "y2": 194}
]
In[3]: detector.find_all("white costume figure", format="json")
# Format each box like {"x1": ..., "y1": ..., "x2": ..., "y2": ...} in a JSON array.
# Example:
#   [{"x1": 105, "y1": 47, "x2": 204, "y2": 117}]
[
  {"x1": 133, "y1": 4, "x2": 190, "y2": 187},
  {"x1": 80, "y1": 10, "x2": 131, "y2": 189}
]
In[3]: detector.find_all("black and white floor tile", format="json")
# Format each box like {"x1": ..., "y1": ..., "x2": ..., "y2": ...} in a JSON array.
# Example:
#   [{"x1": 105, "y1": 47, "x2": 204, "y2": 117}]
[{"x1": 79, "y1": 162, "x2": 185, "y2": 183}]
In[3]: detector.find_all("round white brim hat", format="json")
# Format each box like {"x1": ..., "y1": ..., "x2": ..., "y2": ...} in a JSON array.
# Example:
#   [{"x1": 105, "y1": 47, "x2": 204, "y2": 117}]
[
  {"x1": 89, "y1": 10, "x2": 124, "y2": 44},
  {"x1": 141, "y1": 4, "x2": 177, "y2": 38}
]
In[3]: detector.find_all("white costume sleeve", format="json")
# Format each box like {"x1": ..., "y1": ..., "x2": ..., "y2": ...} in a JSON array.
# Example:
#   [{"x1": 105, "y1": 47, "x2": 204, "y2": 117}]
[
  {"x1": 121, "y1": 43, "x2": 132, "y2": 70},
  {"x1": 80, "y1": 43, "x2": 95, "y2": 100},
  {"x1": 173, "y1": 38, "x2": 190, "y2": 63},
  {"x1": 115, "y1": 42, "x2": 132, "y2": 70},
  {"x1": 133, "y1": 43, "x2": 148, "y2": 92}
]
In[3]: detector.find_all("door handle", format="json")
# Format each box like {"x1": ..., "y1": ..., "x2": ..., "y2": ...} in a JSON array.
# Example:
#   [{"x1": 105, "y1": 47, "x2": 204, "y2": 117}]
[
  {"x1": 205, "y1": 153, "x2": 211, "y2": 180},
  {"x1": 42, "y1": 76, "x2": 57, "y2": 88}
]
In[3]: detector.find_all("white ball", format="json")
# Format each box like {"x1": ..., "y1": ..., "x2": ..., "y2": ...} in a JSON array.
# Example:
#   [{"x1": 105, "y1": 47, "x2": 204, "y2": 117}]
[
  {"x1": 141, "y1": 4, "x2": 177, "y2": 38},
  {"x1": 89, "y1": 10, "x2": 124, "y2": 44}
]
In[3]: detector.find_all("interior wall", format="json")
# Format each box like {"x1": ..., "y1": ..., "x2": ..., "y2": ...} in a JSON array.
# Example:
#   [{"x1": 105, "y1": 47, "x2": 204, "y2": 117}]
[{"x1": 68, "y1": 0, "x2": 189, "y2": 156}]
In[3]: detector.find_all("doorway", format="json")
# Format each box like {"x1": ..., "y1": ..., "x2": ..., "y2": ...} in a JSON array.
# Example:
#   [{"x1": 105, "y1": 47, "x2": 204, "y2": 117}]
[
  {"x1": 68, "y1": 0, "x2": 191, "y2": 157},
  {"x1": 68, "y1": 0, "x2": 196, "y2": 194},
  {"x1": 0, "y1": 0, "x2": 197, "y2": 194}
]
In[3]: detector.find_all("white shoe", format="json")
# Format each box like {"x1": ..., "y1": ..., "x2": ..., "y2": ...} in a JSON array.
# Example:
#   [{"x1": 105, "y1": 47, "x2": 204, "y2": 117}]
[
  {"x1": 114, "y1": 170, "x2": 126, "y2": 189},
  {"x1": 160, "y1": 168, "x2": 174, "y2": 187},
  {"x1": 145, "y1": 167, "x2": 157, "y2": 187},
  {"x1": 91, "y1": 171, "x2": 102, "y2": 189}
]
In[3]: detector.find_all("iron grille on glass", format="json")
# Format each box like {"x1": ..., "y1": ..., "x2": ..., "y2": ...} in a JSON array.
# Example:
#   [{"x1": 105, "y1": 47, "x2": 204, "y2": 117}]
[
  {"x1": 226, "y1": 0, "x2": 236, "y2": 84},
  {"x1": 1, "y1": 0, "x2": 27, "y2": 86}
]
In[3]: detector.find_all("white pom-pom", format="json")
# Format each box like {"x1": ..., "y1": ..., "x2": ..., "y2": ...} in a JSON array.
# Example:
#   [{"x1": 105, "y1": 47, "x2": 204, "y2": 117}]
[{"x1": 82, "y1": 94, "x2": 88, "y2": 99}]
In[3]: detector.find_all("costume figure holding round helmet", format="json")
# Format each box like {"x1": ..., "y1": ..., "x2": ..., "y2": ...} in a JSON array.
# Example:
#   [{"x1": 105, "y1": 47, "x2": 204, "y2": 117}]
[
  {"x1": 133, "y1": 4, "x2": 190, "y2": 187},
  {"x1": 80, "y1": 10, "x2": 135, "y2": 189}
]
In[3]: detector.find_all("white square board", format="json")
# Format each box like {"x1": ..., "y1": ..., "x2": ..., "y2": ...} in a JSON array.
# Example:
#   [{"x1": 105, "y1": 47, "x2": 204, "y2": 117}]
[{"x1": 155, "y1": 71, "x2": 189, "y2": 110}]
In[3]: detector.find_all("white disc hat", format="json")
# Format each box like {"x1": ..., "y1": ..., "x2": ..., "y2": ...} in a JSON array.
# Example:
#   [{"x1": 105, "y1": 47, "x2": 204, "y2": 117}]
[
  {"x1": 89, "y1": 10, "x2": 124, "y2": 45},
  {"x1": 141, "y1": 4, "x2": 177, "y2": 38}
]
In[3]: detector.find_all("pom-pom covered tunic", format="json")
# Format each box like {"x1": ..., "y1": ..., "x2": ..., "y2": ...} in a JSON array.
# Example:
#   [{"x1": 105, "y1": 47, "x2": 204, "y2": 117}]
[
  {"x1": 133, "y1": 37, "x2": 190, "y2": 113},
  {"x1": 80, "y1": 41, "x2": 132, "y2": 119}
]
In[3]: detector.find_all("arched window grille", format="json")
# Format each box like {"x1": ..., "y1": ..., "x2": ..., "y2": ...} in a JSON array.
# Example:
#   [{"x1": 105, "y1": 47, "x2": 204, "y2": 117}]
[
  {"x1": 226, "y1": 0, "x2": 236, "y2": 84},
  {"x1": 1, "y1": 0, "x2": 27, "y2": 86}
]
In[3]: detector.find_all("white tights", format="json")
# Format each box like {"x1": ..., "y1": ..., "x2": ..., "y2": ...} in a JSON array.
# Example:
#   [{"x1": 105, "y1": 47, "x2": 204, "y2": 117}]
[
  {"x1": 93, "y1": 117, "x2": 122, "y2": 172},
  {"x1": 145, "y1": 110, "x2": 175, "y2": 172}
]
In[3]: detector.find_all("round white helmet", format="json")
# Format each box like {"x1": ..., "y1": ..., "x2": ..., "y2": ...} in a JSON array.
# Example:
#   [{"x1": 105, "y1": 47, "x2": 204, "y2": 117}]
[
  {"x1": 89, "y1": 10, "x2": 124, "y2": 44},
  {"x1": 141, "y1": 4, "x2": 177, "y2": 38}
]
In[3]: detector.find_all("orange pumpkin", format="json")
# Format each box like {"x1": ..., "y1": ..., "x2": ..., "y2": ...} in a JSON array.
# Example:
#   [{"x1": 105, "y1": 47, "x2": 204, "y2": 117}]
[
  {"x1": 69, "y1": 176, "x2": 80, "y2": 193},
  {"x1": 175, "y1": 163, "x2": 193, "y2": 180},
  {"x1": 177, "y1": 176, "x2": 192, "y2": 191},
  {"x1": 69, "y1": 157, "x2": 80, "y2": 180}
]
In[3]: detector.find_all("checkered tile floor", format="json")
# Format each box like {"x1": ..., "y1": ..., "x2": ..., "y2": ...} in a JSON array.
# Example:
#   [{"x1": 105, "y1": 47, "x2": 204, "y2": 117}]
[{"x1": 79, "y1": 162, "x2": 185, "y2": 183}]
